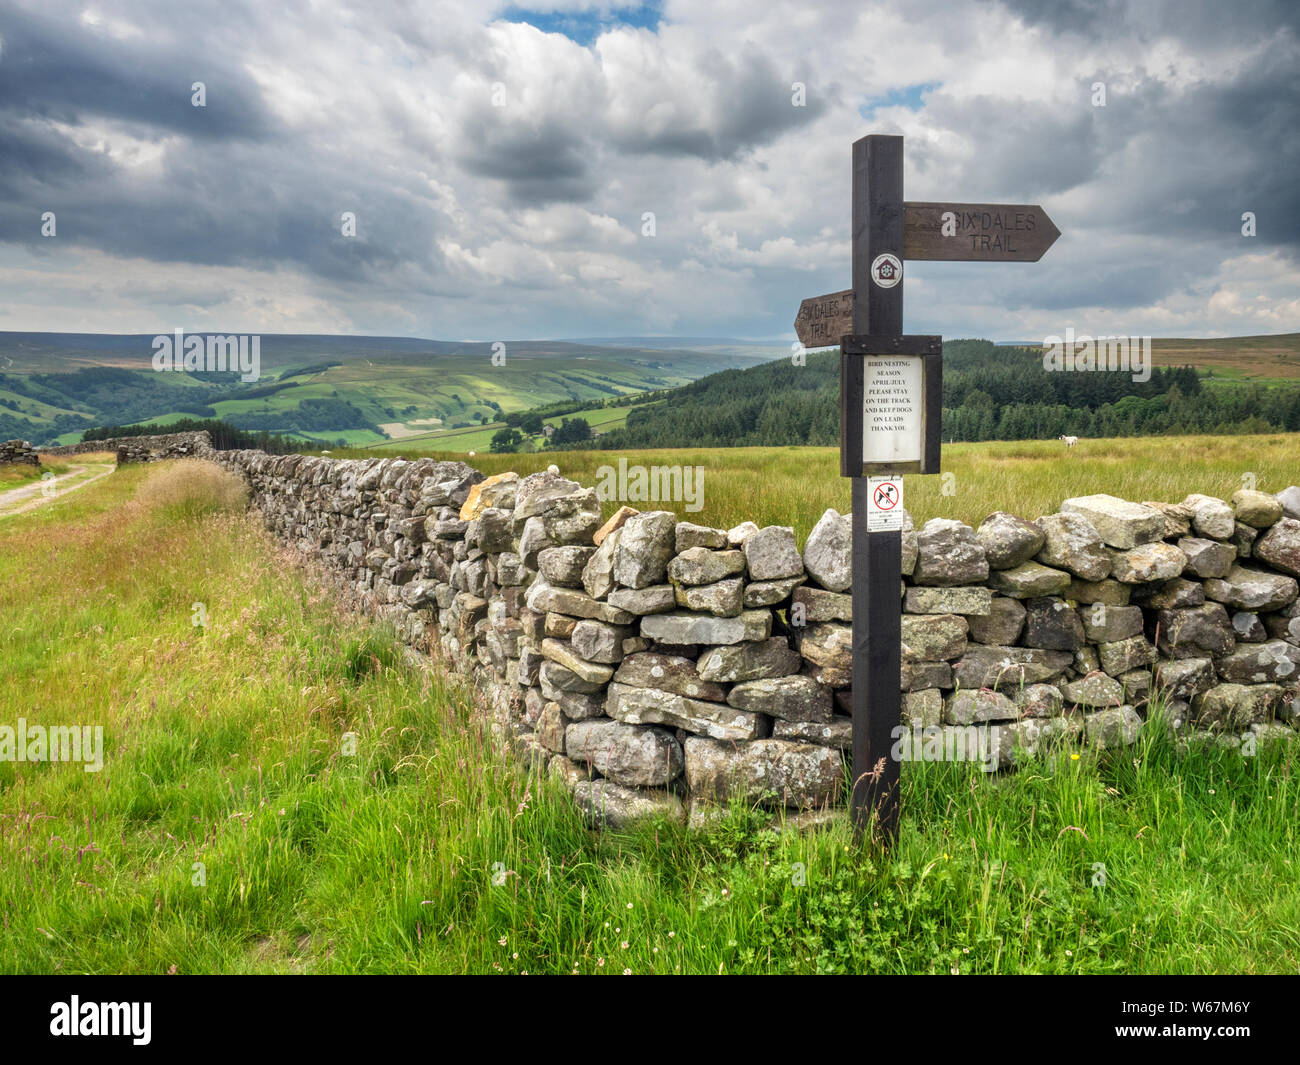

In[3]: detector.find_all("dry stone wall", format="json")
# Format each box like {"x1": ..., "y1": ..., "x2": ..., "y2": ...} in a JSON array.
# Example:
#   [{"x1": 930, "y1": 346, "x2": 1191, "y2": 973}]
[
  {"x1": 205, "y1": 446, "x2": 1300, "y2": 828},
  {"x1": 0, "y1": 440, "x2": 40, "y2": 466},
  {"x1": 40, "y1": 431, "x2": 214, "y2": 461}
]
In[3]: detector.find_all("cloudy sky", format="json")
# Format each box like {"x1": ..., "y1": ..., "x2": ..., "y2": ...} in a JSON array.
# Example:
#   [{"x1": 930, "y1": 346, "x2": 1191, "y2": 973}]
[{"x1": 0, "y1": 0, "x2": 1296, "y2": 343}]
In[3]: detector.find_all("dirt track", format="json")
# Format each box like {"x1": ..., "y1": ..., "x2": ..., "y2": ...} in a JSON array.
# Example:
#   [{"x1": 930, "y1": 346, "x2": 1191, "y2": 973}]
[{"x1": 0, "y1": 462, "x2": 115, "y2": 518}]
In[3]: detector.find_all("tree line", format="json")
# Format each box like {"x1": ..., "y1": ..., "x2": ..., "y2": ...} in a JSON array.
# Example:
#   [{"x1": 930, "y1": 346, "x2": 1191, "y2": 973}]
[{"x1": 587, "y1": 340, "x2": 1300, "y2": 450}]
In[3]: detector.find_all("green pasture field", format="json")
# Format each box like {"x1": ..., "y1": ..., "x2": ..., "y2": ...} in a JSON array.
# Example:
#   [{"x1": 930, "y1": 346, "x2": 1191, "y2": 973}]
[{"x1": 321, "y1": 433, "x2": 1300, "y2": 544}]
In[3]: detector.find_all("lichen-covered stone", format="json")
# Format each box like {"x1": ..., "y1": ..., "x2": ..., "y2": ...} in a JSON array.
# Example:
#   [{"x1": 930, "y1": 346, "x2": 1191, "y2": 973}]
[
  {"x1": 1155, "y1": 603, "x2": 1236, "y2": 659},
  {"x1": 606, "y1": 682, "x2": 768, "y2": 740},
  {"x1": 1186, "y1": 494, "x2": 1236, "y2": 540},
  {"x1": 743, "y1": 525, "x2": 804, "y2": 581},
  {"x1": 1214, "y1": 640, "x2": 1300, "y2": 684},
  {"x1": 526, "y1": 581, "x2": 636, "y2": 624},
  {"x1": 697, "y1": 637, "x2": 802, "y2": 682},
  {"x1": 1153, "y1": 657, "x2": 1216, "y2": 700},
  {"x1": 1205, "y1": 564, "x2": 1298, "y2": 612},
  {"x1": 1232, "y1": 489, "x2": 1284, "y2": 529},
  {"x1": 1178, "y1": 537, "x2": 1236, "y2": 579},
  {"x1": 572, "y1": 780, "x2": 685, "y2": 827},
  {"x1": 797, "y1": 622, "x2": 852, "y2": 671},
  {"x1": 903, "y1": 585, "x2": 992, "y2": 616},
  {"x1": 744, "y1": 577, "x2": 806, "y2": 607},
  {"x1": 581, "y1": 527, "x2": 621, "y2": 599},
  {"x1": 641, "y1": 609, "x2": 771, "y2": 646},
  {"x1": 1061, "y1": 673, "x2": 1124, "y2": 708},
  {"x1": 1034, "y1": 512, "x2": 1110, "y2": 581},
  {"x1": 540, "y1": 638, "x2": 616, "y2": 684},
  {"x1": 944, "y1": 688, "x2": 1019, "y2": 724},
  {"x1": 613, "y1": 652, "x2": 726, "y2": 702},
  {"x1": 667, "y1": 547, "x2": 746, "y2": 586},
  {"x1": 1085, "y1": 706, "x2": 1142, "y2": 748},
  {"x1": 902, "y1": 688, "x2": 943, "y2": 727},
  {"x1": 614, "y1": 511, "x2": 678, "y2": 589},
  {"x1": 1097, "y1": 634, "x2": 1156, "y2": 676},
  {"x1": 1254, "y1": 518, "x2": 1300, "y2": 578},
  {"x1": 1023, "y1": 596, "x2": 1086, "y2": 651},
  {"x1": 987, "y1": 561, "x2": 1072, "y2": 598},
  {"x1": 537, "y1": 545, "x2": 595, "y2": 588},
  {"x1": 1061, "y1": 494, "x2": 1165, "y2": 549},
  {"x1": 565, "y1": 719, "x2": 683, "y2": 787},
  {"x1": 674, "y1": 577, "x2": 745, "y2": 617},
  {"x1": 1066, "y1": 578, "x2": 1132, "y2": 605},
  {"x1": 913, "y1": 519, "x2": 989, "y2": 586},
  {"x1": 772, "y1": 718, "x2": 853, "y2": 748},
  {"x1": 966, "y1": 596, "x2": 1026, "y2": 644},
  {"x1": 900, "y1": 613, "x2": 968, "y2": 662},
  {"x1": 728, "y1": 675, "x2": 832, "y2": 722},
  {"x1": 570, "y1": 619, "x2": 632, "y2": 665},
  {"x1": 792, "y1": 586, "x2": 853, "y2": 622},
  {"x1": 675, "y1": 521, "x2": 728, "y2": 552},
  {"x1": 1079, "y1": 602, "x2": 1144, "y2": 643},
  {"x1": 684, "y1": 737, "x2": 843, "y2": 808},
  {"x1": 952, "y1": 645, "x2": 1073, "y2": 690},
  {"x1": 1015, "y1": 683, "x2": 1064, "y2": 718},
  {"x1": 607, "y1": 584, "x2": 676, "y2": 615},
  {"x1": 1106, "y1": 541, "x2": 1187, "y2": 584},
  {"x1": 1132, "y1": 577, "x2": 1205, "y2": 609},
  {"x1": 1192, "y1": 683, "x2": 1284, "y2": 730},
  {"x1": 976, "y1": 511, "x2": 1045, "y2": 569},
  {"x1": 802, "y1": 508, "x2": 852, "y2": 591}
]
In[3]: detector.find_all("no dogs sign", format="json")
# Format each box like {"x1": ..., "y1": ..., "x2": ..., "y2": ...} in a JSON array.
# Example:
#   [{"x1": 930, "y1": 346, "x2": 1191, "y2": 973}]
[{"x1": 867, "y1": 476, "x2": 904, "y2": 531}]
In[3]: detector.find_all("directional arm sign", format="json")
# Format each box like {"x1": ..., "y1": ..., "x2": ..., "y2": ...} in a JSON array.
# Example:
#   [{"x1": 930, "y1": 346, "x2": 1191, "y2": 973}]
[{"x1": 902, "y1": 201, "x2": 1061, "y2": 262}]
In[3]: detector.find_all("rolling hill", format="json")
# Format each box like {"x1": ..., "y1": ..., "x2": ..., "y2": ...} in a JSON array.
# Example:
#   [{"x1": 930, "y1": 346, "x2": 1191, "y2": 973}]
[{"x1": 0, "y1": 332, "x2": 778, "y2": 446}]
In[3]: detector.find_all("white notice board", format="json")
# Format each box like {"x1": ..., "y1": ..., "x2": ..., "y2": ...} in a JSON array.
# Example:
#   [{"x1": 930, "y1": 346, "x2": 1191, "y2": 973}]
[{"x1": 862, "y1": 356, "x2": 923, "y2": 466}]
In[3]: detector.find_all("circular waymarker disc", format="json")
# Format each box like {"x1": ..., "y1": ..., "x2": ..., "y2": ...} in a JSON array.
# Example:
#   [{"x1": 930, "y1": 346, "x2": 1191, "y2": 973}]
[{"x1": 870, "y1": 252, "x2": 902, "y2": 288}]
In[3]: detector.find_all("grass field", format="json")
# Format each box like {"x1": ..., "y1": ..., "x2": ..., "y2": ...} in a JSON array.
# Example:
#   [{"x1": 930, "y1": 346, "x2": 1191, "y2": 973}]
[
  {"x1": 359, "y1": 401, "x2": 649, "y2": 453},
  {"x1": 1, "y1": 443, "x2": 1298, "y2": 973},
  {"x1": 994, "y1": 334, "x2": 1300, "y2": 381},
  {"x1": 325, "y1": 433, "x2": 1300, "y2": 543}
]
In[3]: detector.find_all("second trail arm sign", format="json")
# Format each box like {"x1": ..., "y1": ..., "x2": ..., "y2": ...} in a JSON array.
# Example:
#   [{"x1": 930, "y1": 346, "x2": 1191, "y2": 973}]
[{"x1": 797, "y1": 134, "x2": 1062, "y2": 842}]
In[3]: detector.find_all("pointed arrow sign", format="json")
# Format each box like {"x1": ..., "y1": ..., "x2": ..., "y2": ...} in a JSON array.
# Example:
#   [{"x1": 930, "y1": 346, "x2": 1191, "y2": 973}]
[
  {"x1": 793, "y1": 289, "x2": 853, "y2": 349},
  {"x1": 902, "y1": 201, "x2": 1061, "y2": 262}
]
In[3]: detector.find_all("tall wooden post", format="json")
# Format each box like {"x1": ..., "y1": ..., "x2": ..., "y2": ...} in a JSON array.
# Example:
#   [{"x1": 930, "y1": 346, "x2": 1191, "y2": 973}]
[
  {"x1": 802, "y1": 136, "x2": 1060, "y2": 842},
  {"x1": 849, "y1": 134, "x2": 903, "y2": 839}
]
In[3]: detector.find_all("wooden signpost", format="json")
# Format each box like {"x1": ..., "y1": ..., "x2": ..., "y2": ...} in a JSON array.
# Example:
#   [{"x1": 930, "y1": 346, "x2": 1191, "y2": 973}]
[{"x1": 797, "y1": 134, "x2": 1061, "y2": 841}]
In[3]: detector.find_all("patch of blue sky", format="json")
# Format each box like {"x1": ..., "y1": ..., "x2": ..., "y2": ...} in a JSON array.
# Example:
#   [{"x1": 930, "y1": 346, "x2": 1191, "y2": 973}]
[
  {"x1": 500, "y1": 3, "x2": 662, "y2": 46},
  {"x1": 859, "y1": 82, "x2": 940, "y2": 116}
]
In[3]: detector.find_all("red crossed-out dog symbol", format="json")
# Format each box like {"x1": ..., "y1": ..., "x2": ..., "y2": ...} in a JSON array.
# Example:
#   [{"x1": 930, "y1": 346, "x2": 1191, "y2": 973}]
[{"x1": 873, "y1": 482, "x2": 899, "y2": 510}]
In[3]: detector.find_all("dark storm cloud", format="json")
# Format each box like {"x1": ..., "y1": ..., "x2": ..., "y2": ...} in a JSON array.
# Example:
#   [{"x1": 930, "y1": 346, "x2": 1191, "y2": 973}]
[
  {"x1": 993, "y1": 0, "x2": 1300, "y2": 41},
  {"x1": 457, "y1": 118, "x2": 599, "y2": 204},
  {"x1": 611, "y1": 47, "x2": 829, "y2": 161},
  {"x1": 0, "y1": 5, "x2": 275, "y2": 140},
  {"x1": 0, "y1": 4, "x2": 447, "y2": 281},
  {"x1": 1083, "y1": 38, "x2": 1300, "y2": 254}
]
